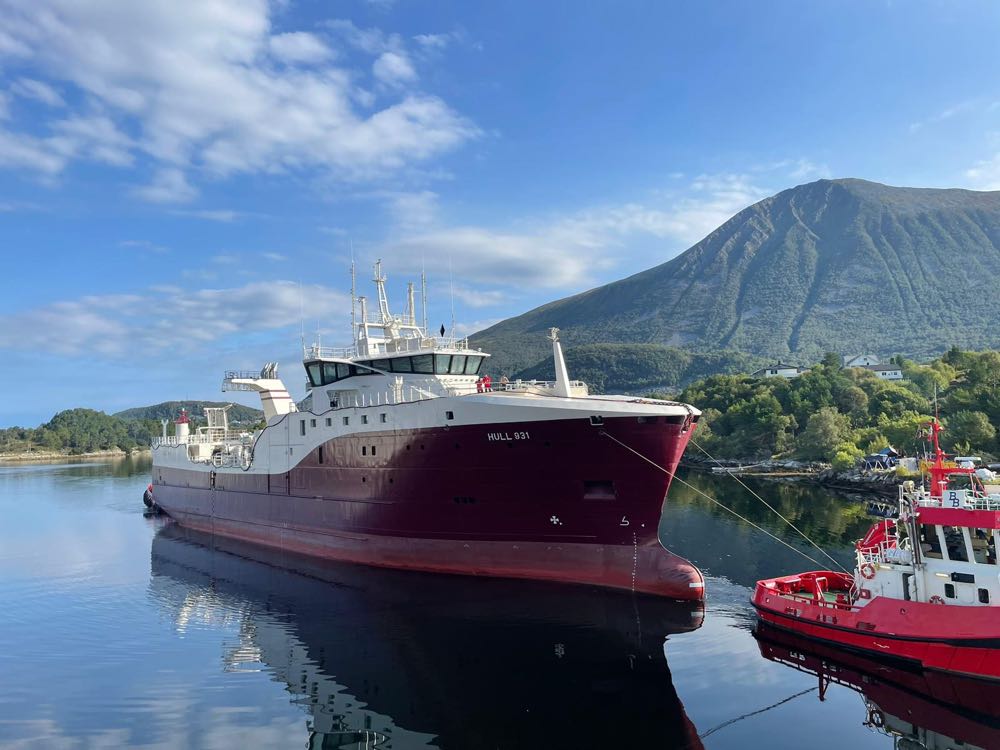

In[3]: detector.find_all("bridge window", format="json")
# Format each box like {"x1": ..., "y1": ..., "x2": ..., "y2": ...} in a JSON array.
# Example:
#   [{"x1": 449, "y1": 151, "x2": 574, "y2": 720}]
[
  {"x1": 372, "y1": 359, "x2": 391, "y2": 371},
  {"x1": 434, "y1": 354, "x2": 451, "y2": 374},
  {"x1": 464, "y1": 356, "x2": 484, "y2": 375},
  {"x1": 322, "y1": 363, "x2": 338, "y2": 383},
  {"x1": 448, "y1": 355, "x2": 467, "y2": 375},
  {"x1": 307, "y1": 363, "x2": 322, "y2": 387},
  {"x1": 391, "y1": 356, "x2": 412, "y2": 373},
  {"x1": 336, "y1": 363, "x2": 351, "y2": 379},
  {"x1": 411, "y1": 354, "x2": 433, "y2": 374}
]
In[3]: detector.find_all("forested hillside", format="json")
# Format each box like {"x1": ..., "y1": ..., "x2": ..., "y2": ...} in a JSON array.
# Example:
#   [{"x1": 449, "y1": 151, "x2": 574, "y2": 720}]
[
  {"x1": 514, "y1": 343, "x2": 764, "y2": 393},
  {"x1": 473, "y1": 179, "x2": 1000, "y2": 378},
  {"x1": 677, "y1": 348, "x2": 999, "y2": 466},
  {"x1": 115, "y1": 401, "x2": 262, "y2": 425}
]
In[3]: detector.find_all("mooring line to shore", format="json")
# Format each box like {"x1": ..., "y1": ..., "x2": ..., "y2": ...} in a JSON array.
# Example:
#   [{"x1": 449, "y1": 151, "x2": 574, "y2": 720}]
[
  {"x1": 697, "y1": 686, "x2": 818, "y2": 739},
  {"x1": 689, "y1": 438, "x2": 851, "y2": 574},
  {"x1": 599, "y1": 431, "x2": 830, "y2": 570}
]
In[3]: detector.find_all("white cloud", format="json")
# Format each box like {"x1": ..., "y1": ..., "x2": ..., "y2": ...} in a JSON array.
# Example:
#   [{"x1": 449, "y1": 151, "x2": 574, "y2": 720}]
[
  {"x1": 269, "y1": 31, "x2": 333, "y2": 64},
  {"x1": 133, "y1": 167, "x2": 197, "y2": 203},
  {"x1": 451, "y1": 285, "x2": 507, "y2": 308},
  {"x1": 373, "y1": 51, "x2": 417, "y2": 87},
  {"x1": 964, "y1": 153, "x2": 1000, "y2": 190},
  {"x1": 0, "y1": 128, "x2": 65, "y2": 174},
  {"x1": 378, "y1": 172, "x2": 772, "y2": 291},
  {"x1": 10, "y1": 77, "x2": 65, "y2": 106},
  {"x1": 413, "y1": 33, "x2": 451, "y2": 50},
  {"x1": 0, "y1": 1, "x2": 476, "y2": 191},
  {"x1": 262, "y1": 251, "x2": 287, "y2": 261},
  {"x1": 0, "y1": 280, "x2": 349, "y2": 357},
  {"x1": 386, "y1": 189, "x2": 438, "y2": 229}
]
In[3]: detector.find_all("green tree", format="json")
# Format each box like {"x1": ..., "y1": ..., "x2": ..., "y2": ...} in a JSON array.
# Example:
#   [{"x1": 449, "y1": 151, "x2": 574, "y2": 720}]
[
  {"x1": 796, "y1": 407, "x2": 852, "y2": 461},
  {"x1": 943, "y1": 411, "x2": 996, "y2": 453}
]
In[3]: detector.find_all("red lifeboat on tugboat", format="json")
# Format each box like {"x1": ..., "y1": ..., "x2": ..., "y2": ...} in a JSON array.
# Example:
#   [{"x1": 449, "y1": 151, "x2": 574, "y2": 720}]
[{"x1": 752, "y1": 419, "x2": 1000, "y2": 681}]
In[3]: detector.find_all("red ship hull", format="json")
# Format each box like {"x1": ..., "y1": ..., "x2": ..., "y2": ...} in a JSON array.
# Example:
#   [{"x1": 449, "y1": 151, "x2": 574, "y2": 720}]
[
  {"x1": 153, "y1": 415, "x2": 705, "y2": 599},
  {"x1": 752, "y1": 572, "x2": 1000, "y2": 681}
]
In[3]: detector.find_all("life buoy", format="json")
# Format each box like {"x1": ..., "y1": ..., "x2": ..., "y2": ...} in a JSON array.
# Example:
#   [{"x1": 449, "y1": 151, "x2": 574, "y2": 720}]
[
  {"x1": 859, "y1": 562, "x2": 876, "y2": 580},
  {"x1": 929, "y1": 595, "x2": 945, "y2": 605}
]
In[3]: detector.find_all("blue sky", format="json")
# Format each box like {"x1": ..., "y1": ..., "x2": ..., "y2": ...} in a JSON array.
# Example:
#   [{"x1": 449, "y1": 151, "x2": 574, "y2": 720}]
[{"x1": 2, "y1": 0, "x2": 1000, "y2": 425}]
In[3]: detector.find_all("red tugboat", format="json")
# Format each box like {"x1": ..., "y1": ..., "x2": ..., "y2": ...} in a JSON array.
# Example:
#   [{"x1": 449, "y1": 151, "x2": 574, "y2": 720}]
[{"x1": 752, "y1": 419, "x2": 1000, "y2": 681}]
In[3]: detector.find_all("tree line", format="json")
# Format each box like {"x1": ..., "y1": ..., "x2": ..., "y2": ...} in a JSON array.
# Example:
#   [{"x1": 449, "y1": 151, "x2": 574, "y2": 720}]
[
  {"x1": 672, "y1": 348, "x2": 1000, "y2": 469},
  {"x1": 0, "y1": 409, "x2": 162, "y2": 455}
]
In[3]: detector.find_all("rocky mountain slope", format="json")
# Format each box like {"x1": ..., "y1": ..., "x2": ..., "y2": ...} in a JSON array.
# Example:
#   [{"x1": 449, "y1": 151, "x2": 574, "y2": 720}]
[{"x1": 473, "y1": 179, "x2": 1000, "y2": 379}]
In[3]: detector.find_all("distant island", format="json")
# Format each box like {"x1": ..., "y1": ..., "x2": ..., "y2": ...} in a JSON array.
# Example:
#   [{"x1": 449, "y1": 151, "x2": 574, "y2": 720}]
[{"x1": 0, "y1": 401, "x2": 262, "y2": 460}]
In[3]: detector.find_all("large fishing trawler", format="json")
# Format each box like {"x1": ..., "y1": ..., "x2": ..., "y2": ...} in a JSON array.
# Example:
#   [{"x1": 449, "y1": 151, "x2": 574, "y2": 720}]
[{"x1": 148, "y1": 262, "x2": 705, "y2": 599}]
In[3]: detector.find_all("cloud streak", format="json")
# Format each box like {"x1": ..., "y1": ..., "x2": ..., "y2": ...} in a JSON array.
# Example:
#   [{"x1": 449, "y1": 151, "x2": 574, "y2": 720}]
[
  {"x1": 0, "y1": 0, "x2": 478, "y2": 197},
  {"x1": 0, "y1": 280, "x2": 349, "y2": 358}
]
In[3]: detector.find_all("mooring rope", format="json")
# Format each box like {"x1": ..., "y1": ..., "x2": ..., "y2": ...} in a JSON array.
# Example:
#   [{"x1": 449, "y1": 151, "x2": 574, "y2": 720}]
[
  {"x1": 698, "y1": 686, "x2": 818, "y2": 739},
  {"x1": 599, "y1": 431, "x2": 830, "y2": 570},
  {"x1": 689, "y1": 438, "x2": 850, "y2": 574}
]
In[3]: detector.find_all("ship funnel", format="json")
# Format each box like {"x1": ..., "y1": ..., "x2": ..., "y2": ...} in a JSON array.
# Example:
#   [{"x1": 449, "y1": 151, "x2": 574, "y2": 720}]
[{"x1": 549, "y1": 328, "x2": 572, "y2": 398}]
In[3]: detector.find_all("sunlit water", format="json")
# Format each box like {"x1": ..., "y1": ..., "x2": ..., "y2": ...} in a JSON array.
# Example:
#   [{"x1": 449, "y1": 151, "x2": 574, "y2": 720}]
[{"x1": 1, "y1": 458, "x2": 996, "y2": 749}]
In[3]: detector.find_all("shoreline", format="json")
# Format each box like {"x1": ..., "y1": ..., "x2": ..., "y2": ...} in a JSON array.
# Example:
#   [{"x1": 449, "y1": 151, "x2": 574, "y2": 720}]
[
  {"x1": 680, "y1": 456, "x2": 901, "y2": 498},
  {"x1": 0, "y1": 448, "x2": 152, "y2": 465}
]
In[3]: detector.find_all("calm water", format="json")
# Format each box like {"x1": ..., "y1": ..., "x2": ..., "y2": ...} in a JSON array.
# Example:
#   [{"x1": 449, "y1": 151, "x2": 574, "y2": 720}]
[{"x1": 1, "y1": 458, "x2": 997, "y2": 749}]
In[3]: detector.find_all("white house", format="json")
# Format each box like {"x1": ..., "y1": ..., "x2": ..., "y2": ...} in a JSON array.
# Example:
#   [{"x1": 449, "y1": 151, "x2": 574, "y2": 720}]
[
  {"x1": 865, "y1": 364, "x2": 904, "y2": 381},
  {"x1": 751, "y1": 363, "x2": 808, "y2": 379},
  {"x1": 844, "y1": 354, "x2": 881, "y2": 367}
]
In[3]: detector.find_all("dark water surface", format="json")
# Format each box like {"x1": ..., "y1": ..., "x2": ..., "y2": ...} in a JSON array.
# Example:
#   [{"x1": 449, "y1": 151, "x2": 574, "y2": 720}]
[{"x1": 1, "y1": 458, "x2": 997, "y2": 749}]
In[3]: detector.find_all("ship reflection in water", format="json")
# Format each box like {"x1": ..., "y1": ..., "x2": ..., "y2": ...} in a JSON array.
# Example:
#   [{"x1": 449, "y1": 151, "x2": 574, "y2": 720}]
[
  {"x1": 755, "y1": 622, "x2": 1000, "y2": 750},
  {"x1": 149, "y1": 524, "x2": 706, "y2": 749}
]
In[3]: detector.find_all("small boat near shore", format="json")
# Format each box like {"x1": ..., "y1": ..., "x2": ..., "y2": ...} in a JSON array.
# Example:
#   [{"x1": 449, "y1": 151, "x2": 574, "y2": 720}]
[{"x1": 751, "y1": 419, "x2": 1000, "y2": 682}]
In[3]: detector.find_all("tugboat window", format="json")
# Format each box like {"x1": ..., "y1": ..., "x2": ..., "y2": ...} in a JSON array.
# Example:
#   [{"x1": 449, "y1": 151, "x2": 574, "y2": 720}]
[
  {"x1": 979, "y1": 588, "x2": 990, "y2": 603},
  {"x1": 391, "y1": 357, "x2": 412, "y2": 373},
  {"x1": 943, "y1": 526, "x2": 970, "y2": 562},
  {"x1": 944, "y1": 583, "x2": 956, "y2": 599},
  {"x1": 299, "y1": 420, "x2": 306, "y2": 436},
  {"x1": 920, "y1": 525, "x2": 943, "y2": 559},
  {"x1": 322, "y1": 363, "x2": 338, "y2": 384},
  {"x1": 972, "y1": 528, "x2": 996, "y2": 564},
  {"x1": 448, "y1": 355, "x2": 467, "y2": 375},
  {"x1": 362, "y1": 415, "x2": 369, "y2": 425},
  {"x1": 434, "y1": 354, "x2": 451, "y2": 374}
]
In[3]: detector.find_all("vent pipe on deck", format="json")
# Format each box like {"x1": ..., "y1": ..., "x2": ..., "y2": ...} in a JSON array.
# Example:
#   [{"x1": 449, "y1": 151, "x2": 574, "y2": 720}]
[{"x1": 549, "y1": 328, "x2": 572, "y2": 398}]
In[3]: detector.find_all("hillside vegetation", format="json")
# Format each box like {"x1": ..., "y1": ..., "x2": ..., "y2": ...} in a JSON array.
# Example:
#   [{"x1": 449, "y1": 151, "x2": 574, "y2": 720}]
[
  {"x1": 473, "y1": 179, "x2": 1000, "y2": 378},
  {"x1": 115, "y1": 401, "x2": 262, "y2": 425},
  {"x1": 676, "y1": 348, "x2": 999, "y2": 467}
]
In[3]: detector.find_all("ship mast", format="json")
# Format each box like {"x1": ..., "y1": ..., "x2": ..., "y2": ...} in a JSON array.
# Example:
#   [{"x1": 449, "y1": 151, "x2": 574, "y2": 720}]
[{"x1": 350, "y1": 257, "x2": 357, "y2": 355}]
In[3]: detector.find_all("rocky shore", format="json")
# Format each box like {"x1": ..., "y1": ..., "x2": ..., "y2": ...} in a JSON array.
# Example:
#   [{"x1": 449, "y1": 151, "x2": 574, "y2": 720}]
[
  {"x1": 0, "y1": 448, "x2": 151, "y2": 464},
  {"x1": 681, "y1": 455, "x2": 901, "y2": 498}
]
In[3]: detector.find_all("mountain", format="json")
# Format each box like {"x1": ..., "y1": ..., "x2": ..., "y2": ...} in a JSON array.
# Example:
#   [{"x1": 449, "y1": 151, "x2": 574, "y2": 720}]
[
  {"x1": 115, "y1": 401, "x2": 262, "y2": 425},
  {"x1": 473, "y1": 179, "x2": 1000, "y2": 380}
]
